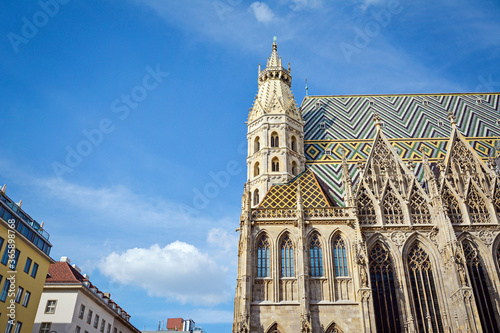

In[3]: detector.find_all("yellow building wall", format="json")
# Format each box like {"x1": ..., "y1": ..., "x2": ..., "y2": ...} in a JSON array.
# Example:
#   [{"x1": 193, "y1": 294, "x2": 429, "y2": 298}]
[{"x1": 0, "y1": 219, "x2": 52, "y2": 333}]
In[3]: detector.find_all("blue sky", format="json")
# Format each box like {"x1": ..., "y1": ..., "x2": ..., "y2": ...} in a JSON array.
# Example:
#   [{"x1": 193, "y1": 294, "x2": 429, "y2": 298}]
[{"x1": 1, "y1": 0, "x2": 499, "y2": 331}]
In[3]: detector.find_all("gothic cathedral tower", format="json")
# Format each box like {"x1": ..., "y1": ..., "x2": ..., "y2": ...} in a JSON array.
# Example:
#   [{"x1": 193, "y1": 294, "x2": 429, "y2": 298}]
[{"x1": 246, "y1": 38, "x2": 305, "y2": 207}]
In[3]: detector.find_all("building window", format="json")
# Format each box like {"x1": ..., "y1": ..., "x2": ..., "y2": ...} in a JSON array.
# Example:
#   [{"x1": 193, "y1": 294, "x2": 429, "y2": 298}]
[
  {"x1": 5, "y1": 321, "x2": 14, "y2": 333},
  {"x1": 0, "y1": 279, "x2": 11, "y2": 302},
  {"x1": 280, "y1": 235, "x2": 294, "y2": 277},
  {"x1": 463, "y1": 240, "x2": 497, "y2": 333},
  {"x1": 9, "y1": 249, "x2": 20, "y2": 271},
  {"x1": 113, "y1": 328, "x2": 117, "y2": 333},
  {"x1": 15, "y1": 287, "x2": 24, "y2": 303},
  {"x1": 291, "y1": 136, "x2": 297, "y2": 152},
  {"x1": 13, "y1": 321, "x2": 22, "y2": 333},
  {"x1": 254, "y1": 162, "x2": 260, "y2": 177},
  {"x1": 76, "y1": 326, "x2": 81, "y2": 333},
  {"x1": 437, "y1": 119, "x2": 443, "y2": 127},
  {"x1": 407, "y1": 243, "x2": 443, "y2": 333},
  {"x1": 254, "y1": 137, "x2": 260, "y2": 153},
  {"x1": 31, "y1": 263, "x2": 39, "y2": 278},
  {"x1": 24, "y1": 258, "x2": 32, "y2": 274},
  {"x1": 423, "y1": 99, "x2": 429, "y2": 106},
  {"x1": 253, "y1": 190, "x2": 259, "y2": 206},
  {"x1": 78, "y1": 304, "x2": 85, "y2": 319},
  {"x1": 100, "y1": 320, "x2": 105, "y2": 333},
  {"x1": 291, "y1": 162, "x2": 297, "y2": 176},
  {"x1": 271, "y1": 132, "x2": 279, "y2": 147},
  {"x1": 309, "y1": 234, "x2": 323, "y2": 277},
  {"x1": 271, "y1": 157, "x2": 280, "y2": 172},
  {"x1": 369, "y1": 242, "x2": 402, "y2": 333},
  {"x1": 443, "y1": 186, "x2": 464, "y2": 224},
  {"x1": 1, "y1": 245, "x2": 9, "y2": 265},
  {"x1": 87, "y1": 310, "x2": 93, "y2": 324},
  {"x1": 107, "y1": 324, "x2": 111, "y2": 333},
  {"x1": 39, "y1": 323, "x2": 51, "y2": 333},
  {"x1": 333, "y1": 236, "x2": 348, "y2": 277},
  {"x1": 45, "y1": 300, "x2": 57, "y2": 314},
  {"x1": 256, "y1": 236, "x2": 270, "y2": 278},
  {"x1": 94, "y1": 315, "x2": 99, "y2": 329},
  {"x1": 22, "y1": 291, "x2": 31, "y2": 307},
  {"x1": 319, "y1": 122, "x2": 326, "y2": 130}
]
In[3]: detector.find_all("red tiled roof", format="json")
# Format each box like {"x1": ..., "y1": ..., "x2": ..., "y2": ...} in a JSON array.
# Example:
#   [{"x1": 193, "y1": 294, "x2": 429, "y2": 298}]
[
  {"x1": 46, "y1": 261, "x2": 85, "y2": 283},
  {"x1": 166, "y1": 318, "x2": 183, "y2": 330}
]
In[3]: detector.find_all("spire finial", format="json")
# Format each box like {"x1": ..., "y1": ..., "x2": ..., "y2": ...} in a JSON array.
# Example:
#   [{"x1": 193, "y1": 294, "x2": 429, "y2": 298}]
[
  {"x1": 305, "y1": 79, "x2": 309, "y2": 97},
  {"x1": 447, "y1": 111, "x2": 457, "y2": 128},
  {"x1": 373, "y1": 111, "x2": 382, "y2": 130}
]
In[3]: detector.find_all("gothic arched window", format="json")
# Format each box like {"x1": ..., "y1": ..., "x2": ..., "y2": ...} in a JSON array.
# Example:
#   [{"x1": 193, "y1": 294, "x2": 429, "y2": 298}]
[
  {"x1": 443, "y1": 186, "x2": 463, "y2": 224},
  {"x1": 468, "y1": 187, "x2": 490, "y2": 224},
  {"x1": 358, "y1": 187, "x2": 377, "y2": 225},
  {"x1": 369, "y1": 242, "x2": 402, "y2": 333},
  {"x1": 256, "y1": 236, "x2": 270, "y2": 277},
  {"x1": 410, "y1": 191, "x2": 431, "y2": 224},
  {"x1": 407, "y1": 243, "x2": 443, "y2": 333},
  {"x1": 266, "y1": 323, "x2": 281, "y2": 333},
  {"x1": 291, "y1": 136, "x2": 297, "y2": 152},
  {"x1": 253, "y1": 189, "x2": 259, "y2": 206},
  {"x1": 310, "y1": 234, "x2": 323, "y2": 277},
  {"x1": 254, "y1": 162, "x2": 260, "y2": 177},
  {"x1": 281, "y1": 235, "x2": 294, "y2": 277},
  {"x1": 383, "y1": 191, "x2": 404, "y2": 224},
  {"x1": 272, "y1": 157, "x2": 280, "y2": 172},
  {"x1": 333, "y1": 236, "x2": 348, "y2": 277},
  {"x1": 325, "y1": 323, "x2": 344, "y2": 333},
  {"x1": 463, "y1": 240, "x2": 497, "y2": 333},
  {"x1": 271, "y1": 132, "x2": 279, "y2": 147},
  {"x1": 254, "y1": 137, "x2": 260, "y2": 153}
]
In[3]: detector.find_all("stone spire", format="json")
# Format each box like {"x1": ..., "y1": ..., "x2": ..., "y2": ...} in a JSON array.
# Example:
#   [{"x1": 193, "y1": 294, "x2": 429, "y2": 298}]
[{"x1": 246, "y1": 38, "x2": 305, "y2": 206}]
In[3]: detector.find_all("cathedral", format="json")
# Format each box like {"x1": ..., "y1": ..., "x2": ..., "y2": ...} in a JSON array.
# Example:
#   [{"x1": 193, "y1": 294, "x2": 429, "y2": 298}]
[{"x1": 233, "y1": 40, "x2": 500, "y2": 332}]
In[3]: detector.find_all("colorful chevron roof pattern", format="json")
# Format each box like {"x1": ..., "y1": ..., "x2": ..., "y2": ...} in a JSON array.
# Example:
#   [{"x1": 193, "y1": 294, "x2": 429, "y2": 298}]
[
  {"x1": 259, "y1": 169, "x2": 331, "y2": 208},
  {"x1": 301, "y1": 92, "x2": 500, "y2": 206}
]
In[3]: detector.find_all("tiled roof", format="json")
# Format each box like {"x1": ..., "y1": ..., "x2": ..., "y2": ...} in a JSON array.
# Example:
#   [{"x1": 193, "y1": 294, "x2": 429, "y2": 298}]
[
  {"x1": 46, "y1": 261, "x2": 85, "y2": 284},
  {"x1": 259, "y1": 169, "x2": 331, "y2": 208},
  {"x1": 300, "y1": 92, "x2": 500, "y2": 205}
]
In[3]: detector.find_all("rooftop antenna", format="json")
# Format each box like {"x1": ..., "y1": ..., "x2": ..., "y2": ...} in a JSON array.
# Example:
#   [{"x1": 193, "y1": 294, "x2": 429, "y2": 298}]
[{"x1": 305, "y1": 78, "x2": 309, "y2": 97}]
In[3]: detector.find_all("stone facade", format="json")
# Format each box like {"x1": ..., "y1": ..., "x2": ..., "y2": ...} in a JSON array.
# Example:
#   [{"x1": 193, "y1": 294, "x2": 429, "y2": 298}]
[{"x1": 233, "y1": 41, "x2": 500, "y2": 333}]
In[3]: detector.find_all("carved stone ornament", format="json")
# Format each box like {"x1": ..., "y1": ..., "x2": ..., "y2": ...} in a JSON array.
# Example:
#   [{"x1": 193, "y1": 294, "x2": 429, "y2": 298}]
[
  {"x1": 478, "y1": 230, "x2": 494, "y2": 246},
  {"x1": 300, "y1": 315, "x2": 312, "y2": 333},
  {"x1": 391, "y1": 231, "x2": 406, "y2": 248},
  {"x1": 429, "y1": 226, "x2": 439, "y2": 246}
]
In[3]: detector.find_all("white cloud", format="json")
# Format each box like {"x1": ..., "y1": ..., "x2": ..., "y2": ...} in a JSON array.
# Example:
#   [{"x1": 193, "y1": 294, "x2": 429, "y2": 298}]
[
  {"x1": 98, "y1": 242, "x2": 230, "y2": 306},
  {"x1": 207, "y1": 227, "x2": 238, "y2": 254},
  {"x1": 249, "y1": 2, "x2": 275, "y2": 23}
]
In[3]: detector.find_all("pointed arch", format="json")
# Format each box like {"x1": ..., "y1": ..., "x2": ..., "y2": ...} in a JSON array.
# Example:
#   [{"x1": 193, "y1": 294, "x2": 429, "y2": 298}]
[
  {"x1": 494, "y1": 186, "x2": 500, "y2": 215},
  {"x1": 325, "y1": 322, "x2": 344, "y2": 333},
  {"x1": 309, "y1": 232, "x2": 323, "y2": 277},
  {"x1": 253, "y1": 189, "x2": 260, "y2": 206},
  {"x1": 256, "y1": 234, "x2": 271, "y2": 278},
  {"x1": 332, "y1": 234, "x2": 348, "y2": 277},
  {"x1": 357, "y1": 186, "x2": 377, "y2": 225},
  {"x1": 272, "y1": 157, "x2": 280, "y2": 172},
  {"x1": 383, "y1": 188, "x2": 404, "y2": 225},
  {"x1": 467, "y1": 185, "x2": 490, "y2": 224},
  {"x1": 409, "y1": 189, "x2": 431, "y2": 224},
  {"x1": 279, "y1": 233, "x2": 294, "y2": 277},
  {"x1": 291, "y1": 135, "x2": 297, "y2": 152},
  {"x1": 254, "y1": 136, "x2": 260, "y2": 153},
  {"x1": 254, "y1": 162, "x2": 260, "y2": 177},
  {"x1": 271, "y1": 132, "x2": 279, "y2": 147},
  {"x1": 462, "y1": 239, "x2": 498, "y2": 333},
  {"x1": 406, "y1": 242, "x2": 444, "y2": 333},
  {"x1": 369, "y1": 241, "x2": 402, "y2": 333},
  {"x1": 442, "y1": 183, "x2": 464, "y2": 224},
  {"x1": 265, "y1": 323, "x2": 283, "y2": 333}
]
